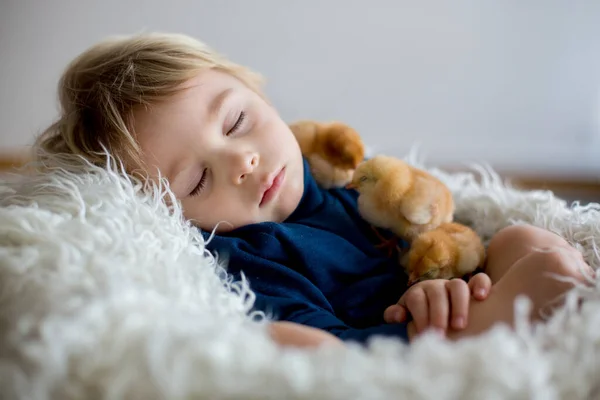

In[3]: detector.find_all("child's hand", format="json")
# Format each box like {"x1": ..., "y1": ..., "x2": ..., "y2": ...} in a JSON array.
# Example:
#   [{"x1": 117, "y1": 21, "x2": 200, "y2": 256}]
[{"x1": 383, "y1": 273, "x2": 492, "y2": 335}]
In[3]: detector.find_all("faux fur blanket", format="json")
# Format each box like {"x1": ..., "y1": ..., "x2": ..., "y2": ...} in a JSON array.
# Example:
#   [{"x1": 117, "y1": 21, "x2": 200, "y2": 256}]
[{"x1": 1, "y1": 154, "x2": 600, "y2": 400}]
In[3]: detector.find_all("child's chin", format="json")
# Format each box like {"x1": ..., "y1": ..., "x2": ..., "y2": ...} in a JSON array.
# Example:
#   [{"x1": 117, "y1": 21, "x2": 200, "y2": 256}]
[{"x1": 279, "y1": 191, "x2": 303, "y2": 220}]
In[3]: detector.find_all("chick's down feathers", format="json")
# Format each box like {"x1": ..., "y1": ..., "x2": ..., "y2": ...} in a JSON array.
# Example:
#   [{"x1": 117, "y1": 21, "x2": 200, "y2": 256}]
[
  {"x1": 289, "y1": 120, "x2": 365, "y2": 189},
  {"x1": 349, "y1": 155, "x2": 454, "y2": 240},
  {"x1": 402, "y1": 222, "x2": 485, "y2": 284}
]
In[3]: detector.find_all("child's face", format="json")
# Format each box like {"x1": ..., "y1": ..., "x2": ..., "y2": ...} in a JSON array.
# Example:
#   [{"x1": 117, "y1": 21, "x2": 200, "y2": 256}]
[{"x1": 133, "y1": 70, "x2": 304, "y2": 233}]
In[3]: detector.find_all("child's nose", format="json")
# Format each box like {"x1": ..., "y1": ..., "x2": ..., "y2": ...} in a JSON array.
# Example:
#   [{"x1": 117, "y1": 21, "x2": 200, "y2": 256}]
[{"x1": 230, "y1": 151, "x2": 259, "y2": 185}]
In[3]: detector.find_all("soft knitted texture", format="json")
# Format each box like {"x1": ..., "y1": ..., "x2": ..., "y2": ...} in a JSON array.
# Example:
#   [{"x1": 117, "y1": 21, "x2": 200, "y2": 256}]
[{"x1": 1, "y1": 152, "x2": 599, "y2": 400}]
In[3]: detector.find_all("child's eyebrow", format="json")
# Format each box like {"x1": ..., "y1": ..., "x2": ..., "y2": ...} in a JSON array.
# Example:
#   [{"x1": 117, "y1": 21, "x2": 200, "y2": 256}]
[{"x1": 209, "y1": 88, "x2": 234, "y2": 120}]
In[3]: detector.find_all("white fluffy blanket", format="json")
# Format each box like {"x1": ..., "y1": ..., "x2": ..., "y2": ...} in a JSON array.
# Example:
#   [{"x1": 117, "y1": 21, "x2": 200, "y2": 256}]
[{"x1": 1, "y1": 154, "x2": 600, "y2": 400}]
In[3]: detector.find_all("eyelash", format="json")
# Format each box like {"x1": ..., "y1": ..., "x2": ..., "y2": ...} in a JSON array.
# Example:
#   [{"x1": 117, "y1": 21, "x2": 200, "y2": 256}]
[
  {"x1": 190, "y1": 168, "x2": 207, "y2": 197},
  {"x1": 189, "y1": 111, "x2": 247, "y2": 197},
  {"x1": 227, "y1": 111, "x2": 246, "y2": 136}
]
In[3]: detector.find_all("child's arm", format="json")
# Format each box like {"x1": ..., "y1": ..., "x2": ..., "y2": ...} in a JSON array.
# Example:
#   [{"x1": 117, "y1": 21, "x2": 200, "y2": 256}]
[
  {"x1": 269, "y1": 321, "x2": 343, "y2": 348},
  {"x1": 220, "y1": 243, "x2": 412, "y2": 343},
  {"x1": 257, "y1": 290, "x2": 412, "y2": 343},
  {"x1": 211, "y1": 231, "x2": 482, "y2": 343},
  {"x1": 215, "y1": 233, "x2": 413, "y2": 343}
]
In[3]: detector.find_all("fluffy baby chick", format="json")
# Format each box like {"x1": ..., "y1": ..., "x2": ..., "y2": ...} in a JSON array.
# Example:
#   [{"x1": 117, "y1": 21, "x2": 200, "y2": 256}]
[
  {"x1": 402, "y1": 222, "x2": 485, "y2": 285},
  {"x1": 347, "y1": 155, "x2": 454, "y2": 241},
  {"x1": 289, "y1": 120, "x2": 365, "y2": 189}
]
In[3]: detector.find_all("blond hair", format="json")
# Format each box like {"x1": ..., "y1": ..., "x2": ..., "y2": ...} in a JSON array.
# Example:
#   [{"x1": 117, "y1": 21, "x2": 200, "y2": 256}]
[{"x1": 35, "y1": 32, "x2": 263, "y2": 171}]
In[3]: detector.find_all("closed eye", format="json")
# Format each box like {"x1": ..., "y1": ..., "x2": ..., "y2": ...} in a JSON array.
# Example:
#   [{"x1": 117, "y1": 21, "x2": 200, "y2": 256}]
[
  {"x1": 189, "y1": 168, "x2": 207, "y2": 197},
  {"x1": 226, "y1": 111, "x2": 246, "y2": 136}
]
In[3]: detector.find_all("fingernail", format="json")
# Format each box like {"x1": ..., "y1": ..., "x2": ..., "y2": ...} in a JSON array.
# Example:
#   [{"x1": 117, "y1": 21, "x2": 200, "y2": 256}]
[
  {"x1": 476, "y1": 289, "x2": 486, "y2": 297},
  {"x1": 453, "y1": 317, "x2": 465, "y2": 329}
]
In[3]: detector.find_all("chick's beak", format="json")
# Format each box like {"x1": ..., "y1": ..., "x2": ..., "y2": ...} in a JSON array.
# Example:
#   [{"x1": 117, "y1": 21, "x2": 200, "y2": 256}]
[{"x1": 345, "y1": 182, "x2": 357, "y2": 190}]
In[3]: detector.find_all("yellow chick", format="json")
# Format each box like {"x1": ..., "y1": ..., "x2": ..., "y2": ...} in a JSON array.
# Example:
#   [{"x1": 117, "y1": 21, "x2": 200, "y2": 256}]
[
  {"x1": 402, "y1": 222, "x2": 486, "y2": 285},
  {"x1": 347, "y1": 155, "x2": 454, "y2": 241},
  {"x1": 289, "y1": 120, "x2": 365, "y2": 189}
]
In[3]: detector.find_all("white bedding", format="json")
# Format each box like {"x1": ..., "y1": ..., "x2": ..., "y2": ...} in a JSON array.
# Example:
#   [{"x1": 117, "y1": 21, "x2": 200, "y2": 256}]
[{"x1": 1, "y1": 154, "x2": 599, "y2": 400}]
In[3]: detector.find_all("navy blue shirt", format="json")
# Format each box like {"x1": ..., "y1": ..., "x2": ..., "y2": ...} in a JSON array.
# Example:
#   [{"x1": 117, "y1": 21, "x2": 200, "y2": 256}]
[{"x1": 202, "y1": 159, "x2": 409, "y2": 343}]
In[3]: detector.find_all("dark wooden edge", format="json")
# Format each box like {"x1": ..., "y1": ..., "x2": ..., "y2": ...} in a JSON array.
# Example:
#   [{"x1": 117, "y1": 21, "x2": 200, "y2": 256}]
[{"x1": 0, "y1": 152, "x2": 31, "y2": 172}]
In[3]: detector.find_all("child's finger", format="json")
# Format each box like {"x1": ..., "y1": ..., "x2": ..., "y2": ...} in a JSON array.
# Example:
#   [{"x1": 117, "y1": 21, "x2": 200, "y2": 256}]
[
  {"x1": 447, "y1": 279, "x2": 469, "y2": 329},
  {"x1": 383, "y1": 304, "x2": 408, "y2": 323},
  {"x1": 404, "y1": 286, "x2": 429, "y2": 333},
  {"x1": 424, "y1": 285, "x2": 448, "y2": 333},
  {"x1": 468, "y1": 273, "x2": 492, "y2": 300}
]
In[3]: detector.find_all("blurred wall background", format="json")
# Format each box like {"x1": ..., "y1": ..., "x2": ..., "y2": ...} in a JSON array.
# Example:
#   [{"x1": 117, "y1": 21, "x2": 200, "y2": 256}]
[{"x1": 2, "y1": 0, "x2": 600, "y2": 177}]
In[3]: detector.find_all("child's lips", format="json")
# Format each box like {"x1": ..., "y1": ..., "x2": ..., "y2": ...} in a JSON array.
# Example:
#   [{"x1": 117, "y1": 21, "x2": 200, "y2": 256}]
[{"x1": 260, "y1": 167, "x2": 285, "y2": 207}]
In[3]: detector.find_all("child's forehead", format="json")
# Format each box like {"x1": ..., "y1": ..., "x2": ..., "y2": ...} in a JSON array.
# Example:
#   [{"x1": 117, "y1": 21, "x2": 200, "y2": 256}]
[
  {"x1": 136, "y1": 71, "x2": 241, "y2": 122},
  {"x1": 180, "y1": 70, "x2": 246, "y2": 98}
]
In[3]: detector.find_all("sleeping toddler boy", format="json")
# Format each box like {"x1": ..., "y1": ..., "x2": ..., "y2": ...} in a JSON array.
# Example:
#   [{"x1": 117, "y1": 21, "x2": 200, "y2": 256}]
[{"x1": 36, "y1": 32, "x2": 592, "y2": 347}]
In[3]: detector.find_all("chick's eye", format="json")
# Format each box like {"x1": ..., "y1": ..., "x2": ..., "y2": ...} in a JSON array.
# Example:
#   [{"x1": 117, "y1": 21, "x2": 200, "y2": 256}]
[
  {"x1": 359, "y1": 175, "x2": 368, "y2": 183},
  {"x1": 423, "y1": 271, "x2": 436, "y2": 279}
]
